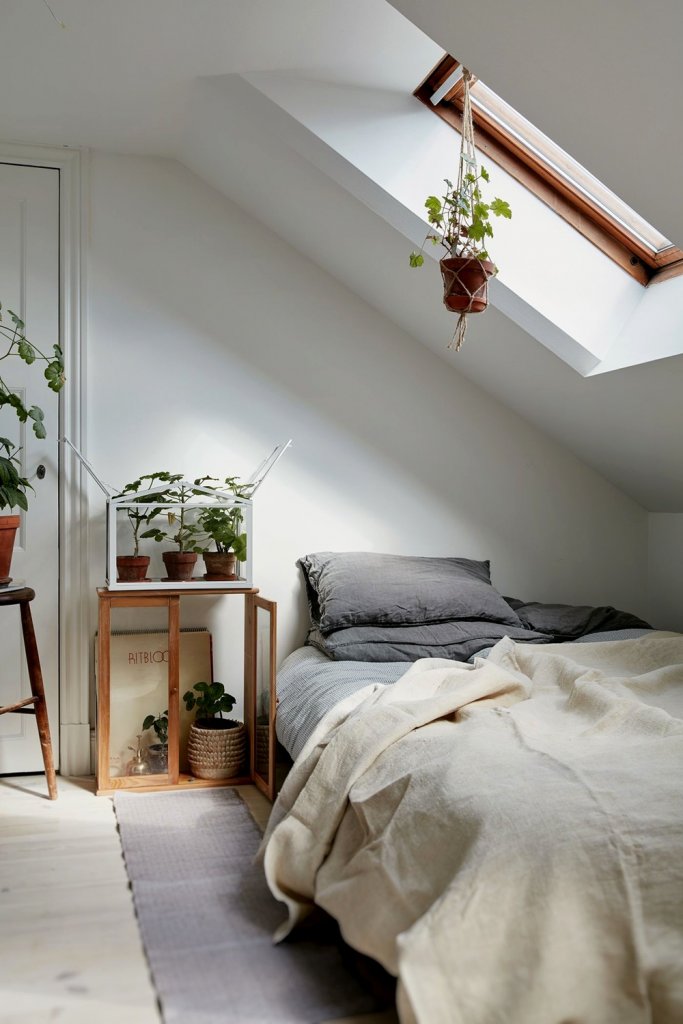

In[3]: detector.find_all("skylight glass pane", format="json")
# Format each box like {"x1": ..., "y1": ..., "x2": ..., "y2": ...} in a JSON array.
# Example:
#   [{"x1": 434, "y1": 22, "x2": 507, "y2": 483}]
[{"x1": 470, "y1": 80, "x2": 674, "y2": 255}]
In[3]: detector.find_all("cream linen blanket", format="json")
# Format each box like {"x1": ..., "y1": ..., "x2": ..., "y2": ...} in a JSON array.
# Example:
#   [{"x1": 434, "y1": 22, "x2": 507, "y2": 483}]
[{"x1": 263, "y1": 634, "x2": 683, "y2": 1024}]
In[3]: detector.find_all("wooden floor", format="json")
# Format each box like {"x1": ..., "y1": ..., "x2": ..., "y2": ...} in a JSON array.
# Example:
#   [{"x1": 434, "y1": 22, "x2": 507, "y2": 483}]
[{"x1": 0, "y1": 774, "x2": 397, "y2": 1024}]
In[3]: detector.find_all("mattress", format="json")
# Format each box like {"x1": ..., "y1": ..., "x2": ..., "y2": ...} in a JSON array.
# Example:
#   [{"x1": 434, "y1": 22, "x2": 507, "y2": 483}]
[
  {"x1": 265, "y1": 632, "x2": 683, "y2": 1024},
  {"x1": 275, "y1": 628, "x2": 653, "y2": 760}
]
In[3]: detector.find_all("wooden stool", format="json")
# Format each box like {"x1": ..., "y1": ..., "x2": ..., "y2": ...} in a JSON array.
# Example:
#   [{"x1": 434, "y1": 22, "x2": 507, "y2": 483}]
[{"x1": 0, "y1": 587, "x2": 58, "y2": 799}]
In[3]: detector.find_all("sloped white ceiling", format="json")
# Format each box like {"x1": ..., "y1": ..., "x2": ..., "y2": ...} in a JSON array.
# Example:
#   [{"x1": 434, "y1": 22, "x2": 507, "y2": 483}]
[
  {"x1": 182, "y1": 74, "x2": 683, "y2": 511},
  {"x1": 0, "y1": 0, "x2": 681, "y2": 509},
  {"x1": 0, "y1": 0, "x2": 438, "y2": 152}
]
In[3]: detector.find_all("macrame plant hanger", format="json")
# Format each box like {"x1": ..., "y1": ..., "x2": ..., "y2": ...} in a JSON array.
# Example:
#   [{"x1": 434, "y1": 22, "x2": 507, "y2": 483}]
[
  {"x1": 448, "y1": 67, "x2": 479, "y2": 352},
  {"x1": 411, "y1": 64, "x2": 508, "y2": 350}
]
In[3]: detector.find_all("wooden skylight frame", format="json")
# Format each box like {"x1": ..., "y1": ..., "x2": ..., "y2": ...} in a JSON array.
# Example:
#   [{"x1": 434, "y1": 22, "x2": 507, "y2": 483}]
[{"x1": 415, "y1": 55, "x2": 683, "y2": 286}]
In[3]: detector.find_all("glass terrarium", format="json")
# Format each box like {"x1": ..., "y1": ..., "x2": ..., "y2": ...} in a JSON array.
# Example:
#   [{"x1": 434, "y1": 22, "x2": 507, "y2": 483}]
[
  {"x1": 63, "y1": 439, "x2": 290, "y2": 590},
  {"x1": 107, "y1": 481, "x2": 254, "y2": 590}
]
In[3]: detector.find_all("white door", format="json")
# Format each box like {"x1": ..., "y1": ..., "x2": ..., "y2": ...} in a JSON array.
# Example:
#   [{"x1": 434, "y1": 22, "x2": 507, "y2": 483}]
[{"x1": 0, "y1": 163, "x2": 60, "y2": 773}]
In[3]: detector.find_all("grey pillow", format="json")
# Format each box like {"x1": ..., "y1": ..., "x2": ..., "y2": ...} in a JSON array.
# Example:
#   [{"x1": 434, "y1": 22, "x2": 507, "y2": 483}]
[
  {"x1": 298, "y1": 552, "x2": 522, "y2": 635},
  {"x1": 307, "y1": 620, "x2": 551, "y2": 663}
]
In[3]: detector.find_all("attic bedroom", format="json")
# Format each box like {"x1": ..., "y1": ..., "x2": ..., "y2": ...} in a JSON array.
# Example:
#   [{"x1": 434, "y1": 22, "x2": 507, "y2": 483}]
[{"x1": 0, "y1": 2, "x2": 681, "y2": 1022}]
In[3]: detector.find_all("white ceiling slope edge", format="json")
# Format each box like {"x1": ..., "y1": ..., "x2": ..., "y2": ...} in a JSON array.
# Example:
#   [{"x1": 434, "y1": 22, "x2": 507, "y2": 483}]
[{"x1": 182, "y1": 75, "x2": 683, "y2": 511}]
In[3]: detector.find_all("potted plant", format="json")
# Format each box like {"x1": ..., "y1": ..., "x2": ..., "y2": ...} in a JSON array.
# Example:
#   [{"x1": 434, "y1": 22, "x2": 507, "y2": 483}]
[
  {"x1": 408, "y1": 69, "x2": 511, "y2": 349},
  {"x1": 0, "y1": 438, "x2": 32, "y2": 586},
  {"x1": 410, "y1": 168, "x2": 511, "y2": 309},
  {"x1": 196, "y1": 482, "x2": 248, "y2": 579},
  {"x1": 0, "y1": 304, "x2": 65, "y2": 584},
  {"x1": 141, "y1": 709, "x2": 168, "y2": 772},
  {"x1": 141, "y1": 475, "x2": 205, "y2": 582},
  {"x1": 116, "y1": 471, "x2": 169, "y2": 582},
  {"x1": 183, "y1": 681, "x2": 246, "y2": 780}
]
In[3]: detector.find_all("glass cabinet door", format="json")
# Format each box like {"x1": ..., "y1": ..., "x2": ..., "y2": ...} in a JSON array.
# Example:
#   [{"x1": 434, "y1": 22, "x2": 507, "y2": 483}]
[{"x1": 249, "y1": 596, "x2": 277, "y2": 800}]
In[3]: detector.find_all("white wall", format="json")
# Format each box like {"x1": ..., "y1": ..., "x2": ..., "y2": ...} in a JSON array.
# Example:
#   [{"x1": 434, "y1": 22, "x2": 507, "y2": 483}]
[
  {"x1": 648, "y1": 515, "x2": 683, "y2": 631},
  {"x1": 87, "y1": 151, "x2": 649, "y2": 715}
]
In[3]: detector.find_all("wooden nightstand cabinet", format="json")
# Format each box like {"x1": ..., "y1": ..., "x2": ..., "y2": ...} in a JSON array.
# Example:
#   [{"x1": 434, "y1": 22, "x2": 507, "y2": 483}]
[{"x1": 96, "y1": 587, "x2": 277, "y2": 799}]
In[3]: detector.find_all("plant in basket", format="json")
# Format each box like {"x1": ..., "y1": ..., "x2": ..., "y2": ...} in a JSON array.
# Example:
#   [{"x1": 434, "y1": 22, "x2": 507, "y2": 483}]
[
  {"x1": 141, "y1": 709, "x2": 169, "y2": 772},
  {"x1": 183, "y1": 681, "x2": 246, "y2": 780},
  {"x1": 409, "y1": 68, "x2": 511, "y2": 350}
]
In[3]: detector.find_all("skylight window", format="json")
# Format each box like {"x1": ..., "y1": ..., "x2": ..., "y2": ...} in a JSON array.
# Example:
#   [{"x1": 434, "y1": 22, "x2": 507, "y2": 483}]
[{"x1": 415, "y1": 56, "x2": 683, "y2": 284}]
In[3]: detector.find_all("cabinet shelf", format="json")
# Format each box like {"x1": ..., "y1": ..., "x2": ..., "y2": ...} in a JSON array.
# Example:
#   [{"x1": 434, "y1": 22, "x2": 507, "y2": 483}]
[{"x1": 96, "y1": 586, "x2": 277, "y2": 800}]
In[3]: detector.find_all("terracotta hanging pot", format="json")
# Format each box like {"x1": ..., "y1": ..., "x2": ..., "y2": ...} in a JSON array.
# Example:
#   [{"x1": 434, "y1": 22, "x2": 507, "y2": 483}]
[
  {"x1": 203, "y1": 551, "x2": 237, "y2": 581},
  {"x1": 440, "y1": 257, "x2": 495, "y2": 313},
  {"x1": 116, "y1": 555, "x2": 151, "y2": 583},
  {"x1": 0, "y1": 514, "x2": 21, "y2": 587},
  {"x1": 162, "y1": 550, "x2": 198, "y2": 582}
]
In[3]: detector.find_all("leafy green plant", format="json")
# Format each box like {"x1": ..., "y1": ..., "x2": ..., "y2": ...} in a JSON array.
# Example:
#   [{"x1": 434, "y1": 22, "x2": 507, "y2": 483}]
[
  {"x1": 118, "y1": 471, "x2": 172, "y2": 556},
  {"x1": 183, "y1": 681, "x2": 236, "y2": 722},
  {"x1": 409, "y1": 165, "x2": 511, "y2": 268},
  {"x1": 140, "y1": 475, "x2": 205, "y2": 553},
  {"x1": 0, "y1": 437, "x2": 33, "y2": 512},
  {"x1": 196, "y1": 505, "x2": 247, "y2": 561},
  {"x1": 142, "y1": 709, "x2": 168, "y2": 747},
  {"x1": 141, "y1": 474, "x2": 251, "y2": 555},
  {"x1": 0, "y1": 303, "x2": 65, "y2": 439}
]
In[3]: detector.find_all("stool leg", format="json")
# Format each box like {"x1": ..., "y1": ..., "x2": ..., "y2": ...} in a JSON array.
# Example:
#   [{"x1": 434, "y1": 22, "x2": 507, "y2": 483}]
[{"x1": 20, "y1": 600, "x2": 58, "y2": 800}]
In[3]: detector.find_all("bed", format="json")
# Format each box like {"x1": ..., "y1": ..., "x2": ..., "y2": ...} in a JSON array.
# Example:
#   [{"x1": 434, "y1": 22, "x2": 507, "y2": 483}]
[{"x1": 263, "y1": 553, "x2": 683, "y2": 1023}]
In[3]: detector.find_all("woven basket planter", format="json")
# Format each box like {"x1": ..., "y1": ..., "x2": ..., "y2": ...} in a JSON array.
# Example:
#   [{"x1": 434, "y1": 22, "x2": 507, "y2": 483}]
[{"x1": 187, "y1": 719, "x2": 246, "y2": 780}]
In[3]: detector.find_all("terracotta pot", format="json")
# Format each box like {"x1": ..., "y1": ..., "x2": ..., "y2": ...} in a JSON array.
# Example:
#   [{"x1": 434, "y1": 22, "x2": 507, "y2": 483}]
[
  {"x1": 440, "y1": 257, "x2": 495, "y2": 313},
  {"x1": 187, "y1": 719, "x2": 246, "y2": 780},
  {"x1": 162, "y1": 551, "x2": 198, "y2": 582},
  {"x1": 203, "y1": 551, "x2": 237, "y2": 581},
  {"x1": 0, "y1": 514, "x2": 21, "y2": 588},
  {"x1": 116, "y1": 555, "x2": 151, "y2": 583}
]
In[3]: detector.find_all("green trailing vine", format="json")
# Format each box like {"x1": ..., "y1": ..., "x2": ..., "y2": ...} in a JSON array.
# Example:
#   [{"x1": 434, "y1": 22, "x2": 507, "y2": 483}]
[{"x1": 0, "y1": 303, "x2": 65, "y2": 440}]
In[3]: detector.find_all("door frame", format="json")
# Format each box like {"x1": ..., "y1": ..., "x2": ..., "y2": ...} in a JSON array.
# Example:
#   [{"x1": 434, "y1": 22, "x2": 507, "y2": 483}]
[{"x1": 0, "y1": 142, "x2": 89, "y2": 776}]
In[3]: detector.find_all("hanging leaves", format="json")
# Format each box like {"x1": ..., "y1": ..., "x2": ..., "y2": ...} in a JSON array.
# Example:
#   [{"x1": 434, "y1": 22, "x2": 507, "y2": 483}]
[{"x1": 0, "y1": 306, "x2": 65, "y2": 438}]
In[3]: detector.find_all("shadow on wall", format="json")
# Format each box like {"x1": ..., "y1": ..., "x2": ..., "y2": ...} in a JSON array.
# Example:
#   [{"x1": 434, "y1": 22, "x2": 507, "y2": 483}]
[{"x1": 87, "y1": 153, "x2": 648, "y2": 654}]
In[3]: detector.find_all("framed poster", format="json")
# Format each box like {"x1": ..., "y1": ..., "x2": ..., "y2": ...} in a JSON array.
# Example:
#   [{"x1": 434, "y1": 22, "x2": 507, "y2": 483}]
[{"x1": 95, "y1": 629, "x2": 213, "y2": 777}]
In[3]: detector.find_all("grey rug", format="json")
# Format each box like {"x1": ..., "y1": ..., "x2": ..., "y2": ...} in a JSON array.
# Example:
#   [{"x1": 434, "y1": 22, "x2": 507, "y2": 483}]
[{"x1": 114, "y1": 787, "x2": 390, "y2": 1024}]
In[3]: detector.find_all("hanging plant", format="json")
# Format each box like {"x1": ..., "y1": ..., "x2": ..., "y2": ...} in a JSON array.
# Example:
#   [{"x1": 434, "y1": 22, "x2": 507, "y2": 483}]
[{"x1": 409, "y1": 68, "x2": 512, "y2": 350}]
